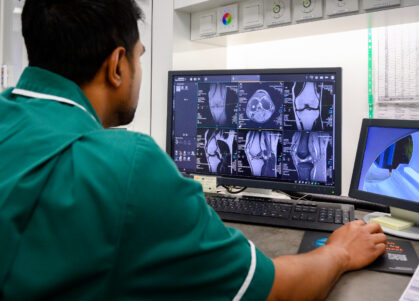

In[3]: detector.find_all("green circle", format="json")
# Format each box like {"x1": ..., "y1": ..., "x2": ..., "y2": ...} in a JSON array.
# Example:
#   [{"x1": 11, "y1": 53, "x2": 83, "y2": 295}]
[{"x1": 303, "y1": 0, "x2": 312, "y2": 8}]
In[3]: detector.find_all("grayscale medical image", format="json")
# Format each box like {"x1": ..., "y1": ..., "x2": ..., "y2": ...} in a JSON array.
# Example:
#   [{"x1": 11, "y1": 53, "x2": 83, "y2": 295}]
[
  {"x1": 246, "y1": 90, "x2": 275, "y2": 123},
  {"x1": 281, "y1": 131, "x2": 333, "y2": 183},
  {"x1": 238, "y1": 82, "x2": 283, "y2": 130},
  {"x1": 283, "y1": 82, "x2": 334, "y2": 131},
  {"x1": 236, "y1": 130, "x2": 282, "y2": 178},
  {"x1": 195, "y1": 128, "x2": 237, "y2": 175},
  {"x1": 197, "y1": 83, "x2": 238, "y2": 127}
]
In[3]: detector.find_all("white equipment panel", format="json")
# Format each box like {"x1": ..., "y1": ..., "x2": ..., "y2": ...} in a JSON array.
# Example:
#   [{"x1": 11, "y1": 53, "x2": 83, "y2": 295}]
[
  {"x1": 326, "y1": 0, "x2": 359, "y2": 15},
  {"x1": 264, "y1": 0, "x2": 291, "y2": 26},
  {"x1": 199, "y1": 9, "x2": 217, "y2": 37},
  {"x1": 293, "y1": 0, "x2": 323, "y2": 22},
  {"x1": 241, "y1": 0, "x2": 264, "y2": 29},
  {"x1": 363, "y1": 0, "x2": 401, "y2": 10}
]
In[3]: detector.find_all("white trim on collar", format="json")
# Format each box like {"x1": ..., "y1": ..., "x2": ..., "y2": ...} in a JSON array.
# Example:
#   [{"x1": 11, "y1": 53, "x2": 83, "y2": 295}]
[{"x1": 12, "y1": 88, "x2": 97, "y2": 122}]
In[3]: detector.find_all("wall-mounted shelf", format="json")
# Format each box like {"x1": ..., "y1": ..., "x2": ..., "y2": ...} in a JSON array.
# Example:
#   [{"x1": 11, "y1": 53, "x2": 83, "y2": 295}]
[
  {"x1": 174, "y1": 0, "x2": 241, "y2": 12},
  {"x1": 175, "y1": 0, "x2": 419, "y2": 41},
  {"x1": 177, "y1": 5, "x2": 419, "y2": 48}
]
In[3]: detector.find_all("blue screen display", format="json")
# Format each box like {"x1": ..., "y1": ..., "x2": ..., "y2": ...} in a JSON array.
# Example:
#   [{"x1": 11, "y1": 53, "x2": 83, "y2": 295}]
[
  {"x1": 170, "y1": 72, "x2": 338, "y2": 188},
  {"x1": 359, "y1": 126, "x2": 419, "y2": 202}
]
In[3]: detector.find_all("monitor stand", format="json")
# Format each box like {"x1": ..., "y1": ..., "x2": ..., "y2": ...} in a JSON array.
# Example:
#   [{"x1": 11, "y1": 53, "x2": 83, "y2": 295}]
[
  {"x1": 219, "y1": 187, "x2": 291, "y2": 201},
  {"x1": 364, "y1": 207, "x2": 419, "y2": 240}
]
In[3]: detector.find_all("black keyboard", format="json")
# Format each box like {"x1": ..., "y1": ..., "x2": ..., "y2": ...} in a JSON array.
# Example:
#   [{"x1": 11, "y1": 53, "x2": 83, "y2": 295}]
[{"x1": 205, "y1": 193, "x2": 355, "y2": 232}]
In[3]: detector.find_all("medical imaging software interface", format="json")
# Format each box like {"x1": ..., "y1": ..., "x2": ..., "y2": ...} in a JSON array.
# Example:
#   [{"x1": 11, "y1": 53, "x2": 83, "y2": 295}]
[
  {"x1": 358, "y1": 127, "x2": 419, "y2": 203},
  {"x1": 171, "y1": 73, "x2": 337, "y2": 187}
]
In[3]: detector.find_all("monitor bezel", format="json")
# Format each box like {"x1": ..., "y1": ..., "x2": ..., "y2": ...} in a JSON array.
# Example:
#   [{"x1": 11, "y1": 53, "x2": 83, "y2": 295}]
[
  {"x1": 166, "y1": 68, "x2": 342, "y2": 196},
  {"x1": 349, "y1": 118, "x2": 419, "y2": 213}
]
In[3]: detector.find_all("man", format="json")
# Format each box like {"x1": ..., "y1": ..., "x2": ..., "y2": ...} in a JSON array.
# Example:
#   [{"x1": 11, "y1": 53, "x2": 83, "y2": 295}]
[{"x1": 0, "y1": 0, "x2": 387, "y2": 300}]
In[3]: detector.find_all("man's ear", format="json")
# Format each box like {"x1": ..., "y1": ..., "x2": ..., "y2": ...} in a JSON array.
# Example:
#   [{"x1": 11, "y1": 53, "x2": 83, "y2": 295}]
[{"x1": 107, "y1": 47, "x2": 126, "y2": 88}]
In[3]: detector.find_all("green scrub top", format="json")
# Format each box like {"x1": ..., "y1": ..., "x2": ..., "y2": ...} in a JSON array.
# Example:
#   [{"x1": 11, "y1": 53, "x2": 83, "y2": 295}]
[{"x1": 0, "y1": 67, "x2": 275, "y2": 300}]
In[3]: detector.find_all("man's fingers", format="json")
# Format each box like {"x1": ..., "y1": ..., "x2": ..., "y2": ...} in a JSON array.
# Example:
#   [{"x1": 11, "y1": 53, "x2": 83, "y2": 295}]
[
  {"x1": 365, "y1": 221, "x2": 384, "y2": 233},
  {"x1": 375, "y1": 243, "x2": 387, "y2": 257},
  {"x1": 351, "y1": 219, "x2": 366, "y2": 226},
  {"x1": 372, "y1": 232, "x2": 387, "y2": 244}
]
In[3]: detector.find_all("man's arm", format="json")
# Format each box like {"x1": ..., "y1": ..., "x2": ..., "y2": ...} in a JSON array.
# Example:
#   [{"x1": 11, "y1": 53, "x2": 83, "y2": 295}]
[{"x1": 267, "y1": 220, "x2": 387, "y2": 301}]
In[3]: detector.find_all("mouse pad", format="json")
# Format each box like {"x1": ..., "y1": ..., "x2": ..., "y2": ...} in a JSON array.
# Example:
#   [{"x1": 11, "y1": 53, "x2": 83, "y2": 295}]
[{"x1": 298, "y1": 231, "x2": 419, "y2": 275}]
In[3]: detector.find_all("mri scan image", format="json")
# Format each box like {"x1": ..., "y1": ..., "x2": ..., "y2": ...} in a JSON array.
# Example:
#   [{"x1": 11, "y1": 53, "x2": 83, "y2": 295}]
[
  {"x1": 283, "y1": 82, "x2": 334, "y2": 131},
  {"x1": 238, "y1": 82, "x2": 283, "y2": 130},
  {"x1": 196, "y1": 128, "x2": 237, "y2": 175},
  {"x1": 197, "y1": 83, "x2": 238, "y2": 127},
  {"x1": 210, "y1": 84, "x2": 228, "y2": 125},
  {"x1": 237, "y1": 130, "x2": 281, "y2": 178},
  {"x1": 246, "y1": 90, "x2": 276, "y2": 123},
  {"x1": 284, "y1": 131, "x2": 332, "y2": 182}
]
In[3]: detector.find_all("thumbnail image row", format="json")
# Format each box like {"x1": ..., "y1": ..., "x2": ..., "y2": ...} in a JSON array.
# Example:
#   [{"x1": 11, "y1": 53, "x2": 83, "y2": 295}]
[
  {"x1": 197, "y1": 81, "x2": 335, "y2": 131},
  {"x1": 194, "y1": 128, "x2": 334, "y2": 184}
]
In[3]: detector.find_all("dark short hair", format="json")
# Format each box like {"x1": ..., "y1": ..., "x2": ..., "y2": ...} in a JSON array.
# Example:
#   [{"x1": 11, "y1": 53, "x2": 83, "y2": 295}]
[{"x1": 22, "y1": 0, "x2": 144, "y2": 85}]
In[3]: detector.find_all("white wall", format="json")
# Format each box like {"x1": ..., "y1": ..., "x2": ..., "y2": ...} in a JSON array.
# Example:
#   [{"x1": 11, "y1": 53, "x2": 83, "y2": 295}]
[
  {"x1": 173, "y1": 9, "x2": 228, "y2": 71},
  {"x1": 1, "y1": 0, "x2": 26, "y2": 87},
  {"x1": 150, "y1": 0, "x2": 174, "y2": 148},
  {"x1": 0, "y1": 0, "x2": 4, "y2": 70},
  {"x1": 128, "y1": 0, "x2": 153, "y2": 135}
]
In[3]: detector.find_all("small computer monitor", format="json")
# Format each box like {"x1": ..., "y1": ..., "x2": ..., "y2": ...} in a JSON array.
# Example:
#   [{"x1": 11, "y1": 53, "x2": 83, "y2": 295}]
[
  {"x1": 166, "y1": 68, "x2": 342, "y2": 195},
  {"x1": 349, "y1": 119, "x2": 419, "y2": 238}
]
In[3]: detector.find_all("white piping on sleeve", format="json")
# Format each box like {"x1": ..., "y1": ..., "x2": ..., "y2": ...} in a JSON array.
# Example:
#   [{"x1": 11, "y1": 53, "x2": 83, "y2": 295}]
[{"x1": 233, "y1": 240, "x2": 257, "y2": 301}]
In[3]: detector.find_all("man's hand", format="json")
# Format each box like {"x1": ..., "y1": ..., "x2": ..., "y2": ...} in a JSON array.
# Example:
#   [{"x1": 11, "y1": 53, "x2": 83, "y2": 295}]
[
  {"x1": 267, "y1": 221, "x2": 387, "y2": 301},
  {"x1": 326, "y1": 220, "x2": 387, "y2": 272}
]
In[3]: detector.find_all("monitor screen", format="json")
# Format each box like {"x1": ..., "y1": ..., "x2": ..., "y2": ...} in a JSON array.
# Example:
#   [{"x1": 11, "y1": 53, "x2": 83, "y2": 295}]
[
  {"x1": 350, "y1": 119, "x2": 419, "y2": 212},
  {"x1": 166, "y1": 69, "x2": 342, "y2": 195}
]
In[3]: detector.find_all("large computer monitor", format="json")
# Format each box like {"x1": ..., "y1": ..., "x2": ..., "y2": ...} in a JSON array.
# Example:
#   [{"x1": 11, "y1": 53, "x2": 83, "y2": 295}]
[
  {"x1": 166, "y1": 68, "x2": 342, "y2": 196},
  {"x1": 349, "y1": 118, "x2": 419, "y2": 239}
]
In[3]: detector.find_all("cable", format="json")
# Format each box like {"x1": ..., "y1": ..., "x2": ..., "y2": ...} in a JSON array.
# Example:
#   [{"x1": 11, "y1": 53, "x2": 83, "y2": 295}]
[{"x1": 220, "y1": 185, "x2": 248, "y2": 194}]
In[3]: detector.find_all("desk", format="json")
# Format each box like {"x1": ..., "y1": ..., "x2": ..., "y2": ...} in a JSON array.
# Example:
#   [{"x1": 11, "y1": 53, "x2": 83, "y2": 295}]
[{"x1": 225, "y1": 210, "x2": 419, "y2": 301}]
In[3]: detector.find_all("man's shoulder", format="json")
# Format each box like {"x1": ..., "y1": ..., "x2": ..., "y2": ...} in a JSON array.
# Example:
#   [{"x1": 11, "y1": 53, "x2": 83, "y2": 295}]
[
  {"x1": 81, "y1": 129, "x2": 160, "y2": 157},
  {"x1": 73, "y1": 129, "x2": 171, "y2": 179},
  {"x1": 60, "y1": 130, "x2": 169, "y2": 202}
]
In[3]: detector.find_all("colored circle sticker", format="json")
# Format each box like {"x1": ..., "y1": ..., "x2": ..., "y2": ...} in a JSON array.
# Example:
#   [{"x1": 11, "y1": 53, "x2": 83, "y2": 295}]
[
  {"x1": 303, "y1": 0, "x2": 312, "y2": 8},
  {"x1": 273, "y1": 4, "x2": 281, "y2": 13},
  {"x1": 222, "y1": 13, "x2": 232, "y2": 25}
]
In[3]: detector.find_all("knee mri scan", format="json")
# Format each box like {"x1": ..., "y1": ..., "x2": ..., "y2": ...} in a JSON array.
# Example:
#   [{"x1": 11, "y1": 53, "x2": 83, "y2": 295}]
[
  {"x1": 197, "y1": 83, "x2": 238, "y2": 128},
  {"x1": 286, "y1": 131, "x2": 332, "y2": 182},
  {"x1": 196, "y1": 128, "x2": 237, "y2": 174},
  {"x1": 245, "y1": 131, "x2": 280, "y2": 177},
  {"x1": 190, "y1": 79, "x2": 335, "y2": 184},
  {"x1": 246, "y1": 90, "x2": 275, "y2": 123},
  {"x1": 238, "y1": 82, "x2": 283, "y2": 130},
  {"x1": 237, "y1": 130, "x2": 282, "y2": 178},
  {"x1": 283, "y1": 81, "x2": 334, "y2": 131}
]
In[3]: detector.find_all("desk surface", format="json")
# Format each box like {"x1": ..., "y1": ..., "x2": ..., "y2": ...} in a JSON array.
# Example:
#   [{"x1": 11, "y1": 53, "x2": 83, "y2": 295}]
[{"x1": 225, "y1": 210, "x2": 419, "y2": 301}]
